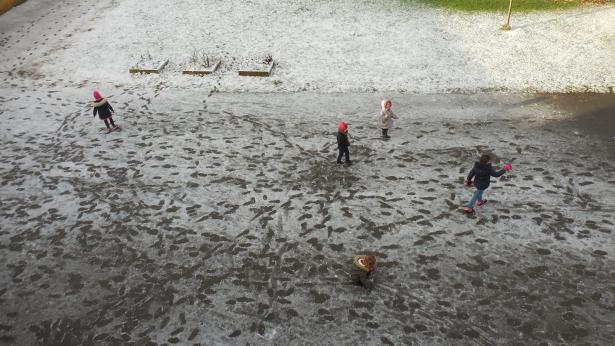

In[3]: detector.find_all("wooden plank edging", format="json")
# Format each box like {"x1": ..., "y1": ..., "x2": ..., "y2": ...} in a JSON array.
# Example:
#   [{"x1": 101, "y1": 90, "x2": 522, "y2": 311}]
[
  {"x1": 182, "y1": 61, "x2": 221, "y2": 76},
  {"x1": 129, "y1": 59, "x2": 169, "y2": 74},
  {"x1": 238, "y1": 61, "x2": 275, "y2": 77}
]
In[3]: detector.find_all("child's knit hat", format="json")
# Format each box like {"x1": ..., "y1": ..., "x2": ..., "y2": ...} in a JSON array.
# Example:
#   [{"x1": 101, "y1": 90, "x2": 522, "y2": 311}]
[
  {"x1": 93, "y1": 90, "x2": 102, "y2": 101},
  {"x1": 338, "y1": 121, "x2": 348, "y2": 132}
]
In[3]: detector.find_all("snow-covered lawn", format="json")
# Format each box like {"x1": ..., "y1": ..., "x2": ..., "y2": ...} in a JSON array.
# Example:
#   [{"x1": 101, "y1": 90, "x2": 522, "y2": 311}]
[{"x1": 1, "y1": 0, "x2": 614, "y2": 93}]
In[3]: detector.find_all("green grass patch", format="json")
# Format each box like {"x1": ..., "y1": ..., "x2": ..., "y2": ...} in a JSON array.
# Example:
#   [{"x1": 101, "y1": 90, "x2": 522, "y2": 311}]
[{"x1": 403, "y1": 0, "x2": 587, "y2": 12}]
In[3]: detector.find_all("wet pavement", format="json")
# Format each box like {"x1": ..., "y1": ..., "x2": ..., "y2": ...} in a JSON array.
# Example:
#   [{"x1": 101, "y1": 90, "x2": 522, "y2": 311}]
[{"x1": 0, "y1": 89, "x2": 614, "y2": 345}]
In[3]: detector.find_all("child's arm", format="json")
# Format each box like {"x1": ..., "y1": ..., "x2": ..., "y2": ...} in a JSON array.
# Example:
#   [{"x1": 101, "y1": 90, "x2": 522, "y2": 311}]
[
  {"x1": 108, "y1": 103, "x2": 115, "y2": 113},
  {"x1": 466, "y1": 168, "x2": 475, "y2": 181},
  {"x1": 465, "y1": 168, "x2": 475, "y2": 186},
  {"x1": 490, "y1": 166, "x2": 506, "y2": 177},
  {"x1": 93, "y1": 107, "x2": 97, "y2": 117},
  {"x1": 336, "y1": 134, "x2": 344, "y2": 147},
  {"x1": 390, "y1": 110, "x2": 399, "y2": 119}
]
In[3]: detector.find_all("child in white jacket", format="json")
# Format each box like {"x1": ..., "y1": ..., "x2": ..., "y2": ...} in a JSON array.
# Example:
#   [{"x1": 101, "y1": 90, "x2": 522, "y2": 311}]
[{"x1": 378, "y1": 99, "x2": 399, "y2": 139}]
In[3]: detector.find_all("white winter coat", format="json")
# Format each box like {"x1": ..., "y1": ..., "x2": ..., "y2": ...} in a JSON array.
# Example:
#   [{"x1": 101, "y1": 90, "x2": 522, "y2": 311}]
[{"x1": 378, "y1": 99, "x2": 398, "y2": 129}]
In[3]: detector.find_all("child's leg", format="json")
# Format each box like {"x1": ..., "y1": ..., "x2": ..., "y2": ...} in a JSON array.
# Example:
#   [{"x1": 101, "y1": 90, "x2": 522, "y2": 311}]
[
  {"x1": 109, "y1": 117, "x2": 116, "y2": 127},
  {"x1": 476, "y1": 190, "x2": 487, "y2": 205},
  {"x1": 467, "y1": 189, "x2": 484, "y2": 208},
  {"x1": 381, "y1": 128, "x2": 386, "y2": 137},
  {"x1": 337, "y1": 148, "x2": 343, "y2": 163},
  {"x1": 103, "y1": 119, "x2": 111, "y2": 129},
  {"x1": 344, "y1": 147, "x2": 350, "y2": 162},
  {"x1": 384, "y1": 128, "x2": 389, "y2": 137}
]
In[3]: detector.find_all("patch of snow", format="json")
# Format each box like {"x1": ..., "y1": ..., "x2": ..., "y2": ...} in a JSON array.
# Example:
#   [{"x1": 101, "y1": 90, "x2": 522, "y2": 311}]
[{"x1": 1, "y1": 0, "x2": 614, "y2": 93}]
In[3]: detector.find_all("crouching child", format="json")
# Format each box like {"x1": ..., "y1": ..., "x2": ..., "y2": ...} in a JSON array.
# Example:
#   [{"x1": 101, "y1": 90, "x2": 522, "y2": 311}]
[{"x1": 351, "y1": 255, "x2": 376, "y2": 288}]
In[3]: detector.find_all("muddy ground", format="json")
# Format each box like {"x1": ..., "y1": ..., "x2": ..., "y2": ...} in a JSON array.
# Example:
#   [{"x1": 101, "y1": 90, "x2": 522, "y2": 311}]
[{"x1": 0, "y1": 89, "x2": 614, "y2": 345}]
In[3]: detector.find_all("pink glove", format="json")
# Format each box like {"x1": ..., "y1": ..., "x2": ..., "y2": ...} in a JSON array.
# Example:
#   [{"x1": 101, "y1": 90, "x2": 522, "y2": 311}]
[
  {"x1": 503, "y1": 163, "x2": 512, "y2": 172},
  {"x1": 465, "y1": 180, "x2": 472, "y2": 187}
]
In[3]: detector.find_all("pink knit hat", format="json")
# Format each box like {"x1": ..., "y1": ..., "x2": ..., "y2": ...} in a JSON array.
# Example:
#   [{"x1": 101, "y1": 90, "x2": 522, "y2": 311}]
[{"x1": 93, "y1": 91, "x2": 102, "y2": 101}]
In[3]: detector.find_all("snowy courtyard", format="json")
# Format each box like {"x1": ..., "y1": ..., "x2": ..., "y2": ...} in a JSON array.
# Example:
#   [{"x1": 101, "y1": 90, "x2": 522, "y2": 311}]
[
  {"x1": 1, "y1": 89, "x2": 614, "y2": 345},
  {"x1": 1, "y1": 0, "x2": 615, "y2": 345}
]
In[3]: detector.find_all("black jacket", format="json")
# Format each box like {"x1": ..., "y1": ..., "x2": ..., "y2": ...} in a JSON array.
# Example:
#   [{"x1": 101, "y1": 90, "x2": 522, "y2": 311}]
[
  {"x1": 351, "y1": 268, "x2": 372, "y2": 288},
  {"x1": 337, "y1": 132, "x2": 350, "y2": 149},
  {"x1": 467, "y1": 162, "x2": 505, "y2": 190},
  {"x1": 93, "y1": 98, "x2": 115, "y2": 119}
]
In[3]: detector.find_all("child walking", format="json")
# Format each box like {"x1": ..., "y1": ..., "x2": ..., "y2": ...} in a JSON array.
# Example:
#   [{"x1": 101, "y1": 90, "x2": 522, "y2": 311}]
[
  {"x1": 336, "y1": 121, "x2": 351, "y2": 165},
  {"x1": 378, "y1": 99, "x2": 399, "y2": 139},
  {"x1": 464, "y1": 154, "x2": 512, "y2": 214},
  {"x1": 92, "y1": 90, "x2": 118, "y2": 133}
]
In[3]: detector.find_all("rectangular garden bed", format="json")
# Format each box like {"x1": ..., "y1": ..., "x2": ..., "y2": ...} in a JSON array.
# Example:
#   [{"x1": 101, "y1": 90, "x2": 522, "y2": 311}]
[
  {"x1": 182, "y1": 60, "x2": 221, "y2": 76},
  {"x1": 180, "y1": 51, "x2": 221, "y2": 76},
  {"x1": 238, "y1": 56, "x2": 275, "y2": 77},
  {"x1": 129, "y1": 53, "x2": 169, "y2": 74}
]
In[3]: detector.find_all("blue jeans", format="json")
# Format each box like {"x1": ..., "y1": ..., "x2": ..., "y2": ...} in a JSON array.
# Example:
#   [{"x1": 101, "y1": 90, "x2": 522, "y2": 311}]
[{"x1": 467, "y1": 189, "x2": 485, "y2": 209}]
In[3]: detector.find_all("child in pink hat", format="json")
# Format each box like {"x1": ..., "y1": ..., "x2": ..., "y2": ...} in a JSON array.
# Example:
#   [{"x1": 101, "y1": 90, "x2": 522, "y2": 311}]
[
  {"x1": 336, "y1": 121, "x2": 351, "y2": 165},
  {"x1": 91, "y1": 90, "x2": 118, "y2": 132}
]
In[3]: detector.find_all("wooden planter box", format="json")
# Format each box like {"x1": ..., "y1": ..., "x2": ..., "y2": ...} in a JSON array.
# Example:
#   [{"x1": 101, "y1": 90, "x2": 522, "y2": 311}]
[
  {"x1": 238, "y1": 61, "x2": 275, "y2": 77},
  {"x1": 1, "y1": 0, "x2": 27, "y2": 15},
  {"x1": 182, "y1": 61, "x2": 221, "y2": 76},
  {"x1": 129, "y1": 59, "x2": 169, "y2": 74}
]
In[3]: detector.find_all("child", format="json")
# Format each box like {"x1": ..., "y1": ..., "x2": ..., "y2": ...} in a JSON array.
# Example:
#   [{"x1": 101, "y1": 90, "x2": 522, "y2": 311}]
[
  {"x1": 337, "y1": 120, "x2": 351, "y2": 165},
  {"x1": 378, "y1": 99, "x2": 399, "y2": 139},
  {"x1": 92, "y1": 90, "x2": 118, "y2": 133},
  {"x1": 464, "y1": 154, "x2": 512, "y2": 214},
  {"x1": 351, "y1": 255, "x2": 376, "y2": 288}
]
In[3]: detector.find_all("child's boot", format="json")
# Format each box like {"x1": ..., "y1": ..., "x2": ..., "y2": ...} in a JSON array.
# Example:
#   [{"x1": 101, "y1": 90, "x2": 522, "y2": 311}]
[
  {"x1": 476, "y1": 200, "x2": 487, "y2": 206},
  {"x1": 463, "y1": 207, "x2": 475, "y2": 214}
]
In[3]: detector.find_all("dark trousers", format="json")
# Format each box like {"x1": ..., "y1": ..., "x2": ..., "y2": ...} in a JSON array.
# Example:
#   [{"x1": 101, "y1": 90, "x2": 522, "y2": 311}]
[
  {"x1": 103, "y1": 117, "x2": 116, "y2": 129},
  {"x1": 381, "y1": 128, "x2": 389, "y2": 137},
  {"x1": 337, "y1": 147, "x2": 350, "y2": 163}
]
